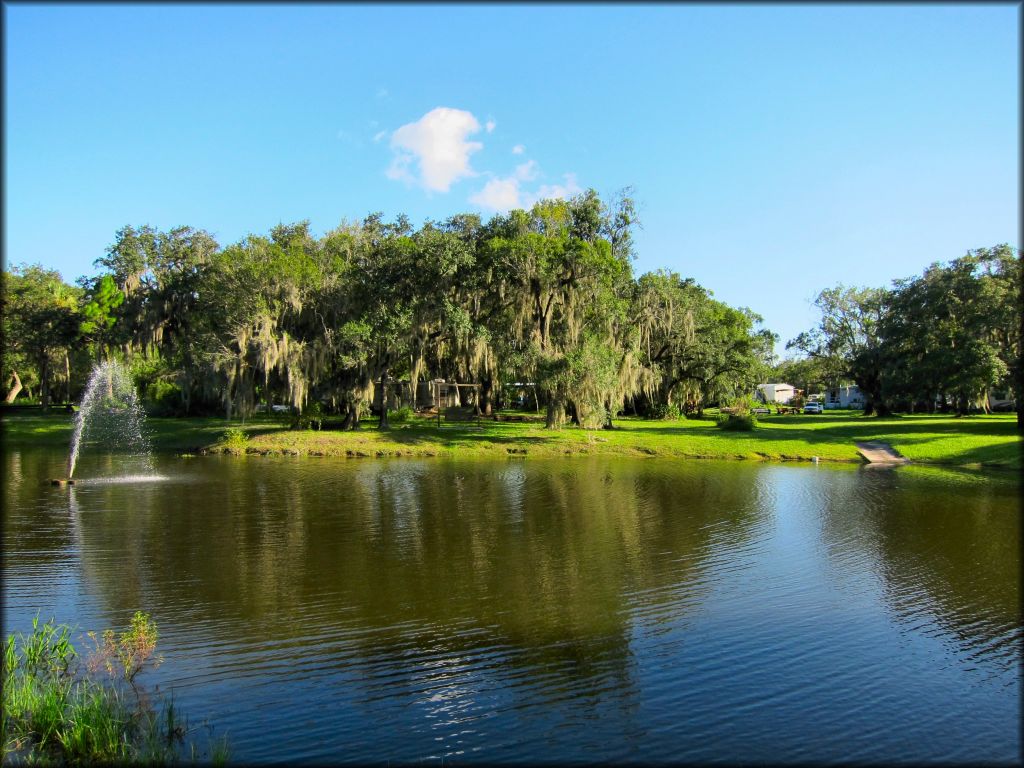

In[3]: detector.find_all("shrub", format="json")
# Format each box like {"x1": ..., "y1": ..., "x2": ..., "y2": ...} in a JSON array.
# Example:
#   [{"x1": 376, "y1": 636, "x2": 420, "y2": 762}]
[
  {"x1": 647, "y1": 402, "x2": 682, "y2": 420},
  {"x1": 86, "y1": 610, "x2": 160, "y2": 686},
  {"x1": 144, "y1": 380, "x2": 184, "y2": 416},
  {"x1": 716, "y1": 413, "x2": 758, "y2": 431},
  {"x1": 292, "y1": 401, "x2": 324, "y2": 430},
  {"x1": 221, "y1": 426, "x2": 249, "y2": 454},
  {"x1": 389, "y1": 406, "x2": 413, "y2": 423}
]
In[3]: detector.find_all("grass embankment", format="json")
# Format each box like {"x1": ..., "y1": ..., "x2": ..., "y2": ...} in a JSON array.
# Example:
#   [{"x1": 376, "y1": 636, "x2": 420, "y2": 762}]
[{"x1": 3, "y1": 409, "x2": 1020, "y2": 471}]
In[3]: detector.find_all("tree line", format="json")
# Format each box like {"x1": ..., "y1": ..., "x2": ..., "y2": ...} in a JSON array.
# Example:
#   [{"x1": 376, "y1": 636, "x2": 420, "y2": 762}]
[
  {"x1": 2, "y1": 191, "x2": 777, "y2": 429},
  {"x1": 784, "y1": 244, "x2": 1021, "y2": 427},
  {"x1": 2, "y1": 191, "x2": 1019, "y2": 430}
]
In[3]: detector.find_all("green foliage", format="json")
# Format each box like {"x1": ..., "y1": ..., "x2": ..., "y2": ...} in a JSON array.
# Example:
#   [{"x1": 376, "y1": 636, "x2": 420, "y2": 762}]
[
  {"x1": 716, "y1": 412, "x2": 758, "y2": 431},
  {"x1": 145, "y1": 379, "x2": 185, "y2": 416},
  {"x1": 13, "y1": 195, "x2": 1015, "y2": 433},
  {"x1": 647, "y1": 402, "x2": 682, "y2": 420},
  {"x1": 880, "y1": 253, "x2": 1013, "y2": 413},
  {"x1": 720, "y1": 394, "x2": 759, "y2": 415},
  {"x1": 792, "y1": 246, "x2": 1020, "y2": 420},
  {"x1": 788, "y1": 285, "x2": 889, "y2": 414},
  {"x1": 221, "y1": 426, "x2": 249, "y2": 454},
  {"x1": 292, "y1": 401, "x2": 324, "y2": 430},
  {"x1": 2, "y1": 264, "x2": 81, "y2": 407},
  {"x1": 3, "y1": 614, "x2": 227, "y2": 765},
  {"x1": 86, "y1": 610, "x2": 160, "y2": 685},
  {"x1": 389, "y1": 406, "x2": 413, "y2": 423},
  {"x1": 79, "y1": 274, "x2": 124, "y2": 339},
  {"x1": 633, "y1": 270, "x2": 775, "y2": 417}
]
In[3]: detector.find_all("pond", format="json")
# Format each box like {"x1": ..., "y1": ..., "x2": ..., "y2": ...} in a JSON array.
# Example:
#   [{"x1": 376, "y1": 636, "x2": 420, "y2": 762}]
[{"x1": 3, "y1": 448, "x2": 1021, "y2": 764}]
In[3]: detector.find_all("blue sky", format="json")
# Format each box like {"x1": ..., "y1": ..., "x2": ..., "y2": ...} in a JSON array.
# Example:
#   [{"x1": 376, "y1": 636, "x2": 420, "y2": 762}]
[{"x1": 4, "y1": 3, "x2": 1019, "y2": 351}]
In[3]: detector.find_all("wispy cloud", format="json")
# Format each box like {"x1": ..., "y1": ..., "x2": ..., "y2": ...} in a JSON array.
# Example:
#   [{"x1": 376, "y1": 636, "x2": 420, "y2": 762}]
[
  {"x1": 385, "y1": 107, "x2": 483, "y2": 192},
  {"x1": 336, "y1": 128, "x2": 362, "y2": 148},
  {"x1": 512, "y1": 144, "x2": 525, "y2": 155},
  {"x1": 485, "y1": 119, "x2": 496, "y2": 133},
  {"x1": 469, "y1": 163, "x2": 580, "y2": 212},
  {"x1": 513, "y1": 160, "x2": 538, "y2": 182},
  {"x1": 529, "y1": 173, "x2": 582, "y2": 206}
]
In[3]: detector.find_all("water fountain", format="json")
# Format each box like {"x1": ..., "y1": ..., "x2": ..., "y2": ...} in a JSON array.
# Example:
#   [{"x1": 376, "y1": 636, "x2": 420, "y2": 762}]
[{"x1": 51, "y1": 360, "x2": 155, "y2": 486}]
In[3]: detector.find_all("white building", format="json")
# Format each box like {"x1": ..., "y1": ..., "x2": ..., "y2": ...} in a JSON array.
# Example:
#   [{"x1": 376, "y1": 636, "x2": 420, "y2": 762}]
[
  {"x1": 756, "y1": 383, "x2": 796, "y2": 404},
  {"x1": 825, "y1": 385, "x2": 864, "y2": 409}
]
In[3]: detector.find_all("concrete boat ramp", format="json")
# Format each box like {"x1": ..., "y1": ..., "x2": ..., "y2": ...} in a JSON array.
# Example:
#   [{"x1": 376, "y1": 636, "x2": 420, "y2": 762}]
[{"x1": 856, "y1": 441, "x2": 910, "y2": 466}]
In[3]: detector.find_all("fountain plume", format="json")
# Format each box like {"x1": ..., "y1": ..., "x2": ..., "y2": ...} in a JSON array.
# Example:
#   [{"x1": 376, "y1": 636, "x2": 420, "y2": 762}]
[{"x1": 66, "y1": 360, "x2": 153, "y2": 480}]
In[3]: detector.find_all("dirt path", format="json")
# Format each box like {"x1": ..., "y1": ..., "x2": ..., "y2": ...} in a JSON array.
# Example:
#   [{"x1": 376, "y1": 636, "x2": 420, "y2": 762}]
[{"x1": 855, "y1": 441, "x2": 910, "y2": 465}]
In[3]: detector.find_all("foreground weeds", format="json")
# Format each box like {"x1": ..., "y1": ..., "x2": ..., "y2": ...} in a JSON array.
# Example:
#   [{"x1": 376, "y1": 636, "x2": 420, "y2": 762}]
[{"x1": 2, "y1": 613, "x2": 228, "y2": 766}]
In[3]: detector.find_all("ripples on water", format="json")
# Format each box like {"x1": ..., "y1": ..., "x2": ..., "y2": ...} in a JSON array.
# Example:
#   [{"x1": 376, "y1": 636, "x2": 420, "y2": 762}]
[{"x1": 3, "y1": 450, "x2": 1020, "y2": 764}]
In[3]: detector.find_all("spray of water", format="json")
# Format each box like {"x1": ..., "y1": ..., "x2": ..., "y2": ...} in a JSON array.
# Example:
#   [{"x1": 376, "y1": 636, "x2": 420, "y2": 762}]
[{"x1": 66, "y1": 360, "x2": 154, "y2": 479}]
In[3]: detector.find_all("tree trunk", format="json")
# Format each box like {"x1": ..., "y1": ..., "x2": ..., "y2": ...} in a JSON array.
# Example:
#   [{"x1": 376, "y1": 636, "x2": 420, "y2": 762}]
[
  {"x1": 64, "y1": 351, "x2": 72, "y2": 406},
  {"x1": 5, "y1": 370, "x2": 23, "y2": 403},
  {"x1": 545, "y1": 395, "x2": 562, "y2": 430},
  {"x1": 182, "y1": 371, "x2": 192, "y2": 416},
  {"x1": 480, "y1": 376, "x2": 493, "y2": 416},
  {"x1": 341, "y1": 400, "x2": 360, "y2": 430},
  {"x1": 567, "y1": 400, "x2": 581, "y2": 426},
  {"x1": 602, "y1": 398, "x2": 617, "y2": 429},
  {"x1": 956, "y1": 394, "x2": 970, "y2": 417},
  {"x1": 40, "y1": 356, "x2": 51, "y2": 411},
  {"x1": 377, "y1": 372, "x2": 390, "y2": 430}
]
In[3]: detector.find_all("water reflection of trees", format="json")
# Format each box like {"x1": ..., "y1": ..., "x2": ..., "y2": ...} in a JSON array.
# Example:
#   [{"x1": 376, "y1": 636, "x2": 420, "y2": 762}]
[
  {"x1": 3, "y1": 449, "x2": 76, "y2": 567},
  {"x1": 69, "y1": 458, "x2": 766, "y2": 682},
  {"x1": 819, "y1": 467, "x2": 1021, "y2": 670}
]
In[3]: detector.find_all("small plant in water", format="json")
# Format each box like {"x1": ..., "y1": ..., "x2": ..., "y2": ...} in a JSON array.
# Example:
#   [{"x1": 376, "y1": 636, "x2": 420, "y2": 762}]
[
  {"x1": 2, "y1": 613, "x2": 229, "y2": 765},
  {"x1": 86, "y1": 610, "x2": 161, "y2": 690}
]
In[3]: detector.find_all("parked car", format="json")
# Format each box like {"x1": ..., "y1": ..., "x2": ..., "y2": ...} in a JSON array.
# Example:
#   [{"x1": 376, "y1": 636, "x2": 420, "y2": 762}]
[{"x1": 804, "y1": 402, "x2": 823, "y2": 414}]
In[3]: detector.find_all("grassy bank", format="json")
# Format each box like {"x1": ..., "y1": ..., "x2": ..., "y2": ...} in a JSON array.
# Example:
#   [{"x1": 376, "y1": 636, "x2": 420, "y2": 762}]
[{"x1": 3, "y1": 410, "x2": 1020, "y2": 471}]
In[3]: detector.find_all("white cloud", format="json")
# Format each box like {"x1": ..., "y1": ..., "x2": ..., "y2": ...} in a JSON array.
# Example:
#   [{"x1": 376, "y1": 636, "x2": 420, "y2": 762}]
[
  {"x1": 469, "y1": 165, "x2": 580, "y2": 212},
  {"x1": 527, "y1": 173, "x2": 582, "y2": 206},
  {"x1": 385, "y1": 107, "x2": 483, "y2": 192},
  {"x1": 513, "y1": 160, "x2": 538, "y2": 181},
  {"x1": 512, "y1": 144, "x2": 525, "y2": 155},
  {"x1": 485, "y1": 119, "x2": 496, "y2": 133},
  {"x1": 372, "y1": 130, "x2": 388, "y2": 143},
  {"x1": 469, "y1": 177, "x2": 522, "y2": 211}
]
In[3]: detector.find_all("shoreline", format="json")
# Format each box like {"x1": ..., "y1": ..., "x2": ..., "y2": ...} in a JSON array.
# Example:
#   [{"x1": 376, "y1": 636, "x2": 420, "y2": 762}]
[{"x1": 4, "y1": 411, "x2": 1020, "y2": 473}]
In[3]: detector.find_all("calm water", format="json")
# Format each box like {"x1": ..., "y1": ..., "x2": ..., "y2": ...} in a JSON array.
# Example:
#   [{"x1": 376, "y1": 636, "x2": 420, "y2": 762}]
[{"x1": 3, "y1": 447, "x2": 1021, "y2": 764}]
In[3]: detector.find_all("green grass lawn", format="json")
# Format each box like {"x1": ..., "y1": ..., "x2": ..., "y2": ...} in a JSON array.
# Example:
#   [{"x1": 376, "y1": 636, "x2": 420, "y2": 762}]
[{"x1": 3, "y1": 409, "x2": 1020, "y2": 471}]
